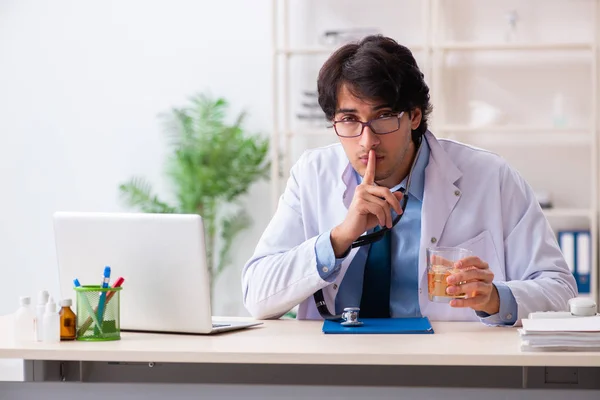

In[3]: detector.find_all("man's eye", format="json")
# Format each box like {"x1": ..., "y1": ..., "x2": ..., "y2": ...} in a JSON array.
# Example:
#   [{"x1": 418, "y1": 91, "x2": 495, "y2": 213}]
[
  {"x1": 340, "y1": 116, "x2": 357, "y2": 122},
  {"x1": 378, "y1": 113, "x2": 394, "y2": 119}
]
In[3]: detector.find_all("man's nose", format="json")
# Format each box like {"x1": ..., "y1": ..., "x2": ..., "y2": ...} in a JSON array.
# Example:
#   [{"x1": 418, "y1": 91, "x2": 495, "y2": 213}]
[{"x1": 358, "y1": 125, "x2": 380, "y2": 149}]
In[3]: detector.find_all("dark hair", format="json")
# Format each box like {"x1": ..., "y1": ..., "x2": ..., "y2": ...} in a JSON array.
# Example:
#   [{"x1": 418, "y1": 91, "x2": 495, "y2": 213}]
[{"x1": 317, "y1": 35, "x2": 432, "y2": 144}]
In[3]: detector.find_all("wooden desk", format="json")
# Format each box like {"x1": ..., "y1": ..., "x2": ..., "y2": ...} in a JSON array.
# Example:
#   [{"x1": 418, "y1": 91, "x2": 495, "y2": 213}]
[
  {"x1": 1, "y1": 317, "x2": 599, "y2": 367},
  {"x1": 1, "y1": 316, "x2": 600, "y2": 399}
]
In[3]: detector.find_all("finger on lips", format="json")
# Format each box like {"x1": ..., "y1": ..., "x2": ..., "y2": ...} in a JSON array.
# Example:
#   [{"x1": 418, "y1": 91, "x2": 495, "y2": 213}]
[
  {"x1": 363, "y1": 149, "x2": 376, "y2": 185},
  {"x1": 361, "y1": 150, "x2": 403, "y2": 217}
]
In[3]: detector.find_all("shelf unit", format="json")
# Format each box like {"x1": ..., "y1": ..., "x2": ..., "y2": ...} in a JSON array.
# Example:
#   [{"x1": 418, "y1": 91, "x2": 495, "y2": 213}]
[
  {"x1": 440, "y1": 131, "x2": 592, "y2": 146},
  {"x1": 271, "y1": 0, "x2": 599, "y2": 303},
  {"x1": 542, "y1": 208, "x2": 594, "y2": 219},
  {"x1": 435, "y1": 42, "x2": 594, "y2": 51},
  {"x1": 428, "y1": 0, "x2": 599, "y2": 304},
  {"x1": 438, "y1": 125, "x2": 590, "y2": 133}
]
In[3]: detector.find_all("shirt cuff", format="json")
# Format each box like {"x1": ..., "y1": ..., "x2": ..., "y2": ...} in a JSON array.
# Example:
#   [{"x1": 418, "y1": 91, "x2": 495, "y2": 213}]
[
  {"x1": 476, "y1": 282, "x2": 518, "y2": 326},
  {"x1": 315, "y1": 230, "x2": 349, "y2": 281}
]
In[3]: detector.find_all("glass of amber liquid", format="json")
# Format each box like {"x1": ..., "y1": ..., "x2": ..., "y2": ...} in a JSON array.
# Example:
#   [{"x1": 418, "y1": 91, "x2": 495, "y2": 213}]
[{"x1": 427, "y1": 247, "x2": 472, "y2": 303}]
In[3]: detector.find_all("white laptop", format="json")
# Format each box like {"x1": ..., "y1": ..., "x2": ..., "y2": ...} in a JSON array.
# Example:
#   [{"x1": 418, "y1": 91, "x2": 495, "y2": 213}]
[{"x1": 53, "y1": 211, "x2": 261, "y2": 334}]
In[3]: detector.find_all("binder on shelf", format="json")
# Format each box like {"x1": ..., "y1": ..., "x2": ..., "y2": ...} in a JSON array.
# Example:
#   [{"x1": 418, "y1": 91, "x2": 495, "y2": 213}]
[
  {"x1": 322, "y1": 317, "x2": 434, "y2": 334},
  {"x1": 576, "y1": 231, "x2": 591, "y2": 294},
  {"x1": 557, "y1": 230, "x2": 591, "y2": 294},
  {"x1": 558, "y1": 231, "x2": 575, "y2": 275}
]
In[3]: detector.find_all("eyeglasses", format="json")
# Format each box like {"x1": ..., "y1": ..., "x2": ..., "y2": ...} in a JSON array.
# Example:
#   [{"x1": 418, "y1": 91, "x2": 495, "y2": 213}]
[{"x1": 331, "y1": 111, "x2": 405, "y2": 138}]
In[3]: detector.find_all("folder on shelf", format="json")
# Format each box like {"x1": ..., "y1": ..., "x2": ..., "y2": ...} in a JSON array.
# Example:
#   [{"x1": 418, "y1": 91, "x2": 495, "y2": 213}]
[
  {"x1": 558, "y1": 230, "x2": 591, "y2": 294},
  {"x1": 558, "y1": 231, "x2": 576, "y2": 275},
  {"x1": 576, "y1": 231, "x2": 591, "y2": 294},
  {"x1": 322, "y1": 317, "x2": 434, "y2": 334}
]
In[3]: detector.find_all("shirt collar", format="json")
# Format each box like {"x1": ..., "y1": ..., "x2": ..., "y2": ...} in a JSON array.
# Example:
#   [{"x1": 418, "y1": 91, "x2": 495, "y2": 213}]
[{"x1": 354, "y1": 138, "x2": 430, "y2": 202}]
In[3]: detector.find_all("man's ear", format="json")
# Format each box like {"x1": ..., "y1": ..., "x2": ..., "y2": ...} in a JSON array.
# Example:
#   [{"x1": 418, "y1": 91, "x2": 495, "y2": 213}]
[{"x1": 410, "y1": 108, "x2": 422, "y2": 130}]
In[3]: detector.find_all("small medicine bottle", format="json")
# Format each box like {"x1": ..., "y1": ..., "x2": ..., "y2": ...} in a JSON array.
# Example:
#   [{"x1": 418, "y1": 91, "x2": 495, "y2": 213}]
[
  {"x1": 59, "y1": 299, "x2": 76, "y2": 340},
  {"x1": 14, "y1": 296, "x2": 35, "y2": 342}
]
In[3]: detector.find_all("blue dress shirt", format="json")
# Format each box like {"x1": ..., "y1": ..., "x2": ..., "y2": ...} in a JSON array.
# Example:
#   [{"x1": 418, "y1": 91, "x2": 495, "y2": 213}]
[{"x1": 314, "y1": 139, "x2": 518, "y2": 324}]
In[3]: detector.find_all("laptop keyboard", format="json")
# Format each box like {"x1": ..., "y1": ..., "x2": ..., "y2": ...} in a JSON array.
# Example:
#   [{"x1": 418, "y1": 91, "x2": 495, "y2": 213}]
[{"x1": 212, "y1": 323, "x2": 230, "y2": 328}]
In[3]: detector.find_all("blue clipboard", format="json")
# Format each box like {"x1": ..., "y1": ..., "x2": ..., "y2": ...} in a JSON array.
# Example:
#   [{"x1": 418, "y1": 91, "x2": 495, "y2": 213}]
[{"x1": 322, "y1": 317, "x2": 434, "y2": 334}]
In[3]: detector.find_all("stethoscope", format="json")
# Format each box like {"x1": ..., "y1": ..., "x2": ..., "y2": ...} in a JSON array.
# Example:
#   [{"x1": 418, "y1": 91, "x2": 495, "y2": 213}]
[{"x1": 313, "y1": 137, "x2": 423, "y2": 326}]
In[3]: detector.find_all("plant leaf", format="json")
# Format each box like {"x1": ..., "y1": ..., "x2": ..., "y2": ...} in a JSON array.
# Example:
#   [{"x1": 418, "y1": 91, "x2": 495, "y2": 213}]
[
  {"x1": 120, "y1": 92, "x2": 271, "y2": 295},
  {"x1": 118, "y1": 177, "x2": 176, "y2": 213},
  {"x1": 216, "y1": 208, "x2": 251, "y2": 280}
]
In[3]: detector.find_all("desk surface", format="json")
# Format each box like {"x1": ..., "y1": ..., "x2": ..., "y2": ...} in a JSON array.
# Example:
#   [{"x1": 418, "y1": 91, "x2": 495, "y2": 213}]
[{"x1": 0, "y1": 316, "x2": 599, "y2": 367}]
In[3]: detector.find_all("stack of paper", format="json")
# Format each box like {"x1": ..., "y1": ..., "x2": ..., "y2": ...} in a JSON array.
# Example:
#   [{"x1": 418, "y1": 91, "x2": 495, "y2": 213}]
[{"x1": 519, "y1": 316, "x2": 600, "y2": 351}]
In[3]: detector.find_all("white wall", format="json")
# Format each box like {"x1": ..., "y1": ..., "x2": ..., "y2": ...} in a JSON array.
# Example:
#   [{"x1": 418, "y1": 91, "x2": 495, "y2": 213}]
[
  {"x1": 1, "y1": 0, "x2": 596, "y2": 320},
  {"x1": 0, "y1": 0, "x2": 273, "y2": 317}
]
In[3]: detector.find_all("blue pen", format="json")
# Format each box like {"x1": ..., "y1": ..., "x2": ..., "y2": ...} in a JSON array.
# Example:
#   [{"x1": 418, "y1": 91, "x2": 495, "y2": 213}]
[
  {"x1": 95, "y1": 266, "x2": 111, "y2": 335},
  {"x1": 74, "y1": 279, "x2": 104, "y2": 335}
]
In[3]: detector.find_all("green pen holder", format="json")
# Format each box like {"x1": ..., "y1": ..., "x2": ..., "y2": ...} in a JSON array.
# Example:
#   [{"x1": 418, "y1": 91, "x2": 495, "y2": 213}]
[{"x1": 74, "y1": 285, "x2": 122, "y2": 341}]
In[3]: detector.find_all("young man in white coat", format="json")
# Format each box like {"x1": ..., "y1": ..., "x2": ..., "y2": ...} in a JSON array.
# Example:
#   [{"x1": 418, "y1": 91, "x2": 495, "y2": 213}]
[{"x1": 242, "y1": 35, "x2": 577, "y2": 325}]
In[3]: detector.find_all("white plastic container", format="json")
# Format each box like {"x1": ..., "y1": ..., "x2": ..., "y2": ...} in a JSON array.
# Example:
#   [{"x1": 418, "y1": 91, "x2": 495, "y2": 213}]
[
  {"x1": 13, "y1": 296, "x2": 35, "y2": 342},
  {"x1": 42, "y1": 297, "x2": 60, "y2": 343},
  {"x1": 35, "y1": 290, "x2": 49, "y2": 342}
]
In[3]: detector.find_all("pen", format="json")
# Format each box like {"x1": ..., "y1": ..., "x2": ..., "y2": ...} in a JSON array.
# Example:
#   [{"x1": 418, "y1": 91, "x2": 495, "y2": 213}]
[
  {"x1": 77, "y1": 277, "x2": 124, "y2": 336},
  {"x1": 95, "y1": 266, "x2": 111, "y2": 335},
  {"x1": 73, "y1": 279, "x2": 104, "y2": 336}
]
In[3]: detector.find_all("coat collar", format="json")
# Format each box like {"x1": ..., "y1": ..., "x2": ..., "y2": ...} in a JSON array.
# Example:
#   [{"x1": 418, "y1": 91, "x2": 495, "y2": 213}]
[{"x1": 424, "y1": 130, "x2": 462, "y2": 184}]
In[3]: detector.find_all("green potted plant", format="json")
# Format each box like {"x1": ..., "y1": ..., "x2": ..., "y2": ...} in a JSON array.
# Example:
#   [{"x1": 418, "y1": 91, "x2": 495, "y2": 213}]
[{"x1": 119, "y1": 93, "x2": 270, "y2": 304}]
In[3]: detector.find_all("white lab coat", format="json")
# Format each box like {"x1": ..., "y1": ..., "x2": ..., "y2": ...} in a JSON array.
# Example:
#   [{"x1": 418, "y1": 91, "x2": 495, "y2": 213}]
[{"x1": 242, "y1": 131, "x2": 577, "y2": 323}]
